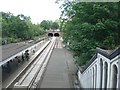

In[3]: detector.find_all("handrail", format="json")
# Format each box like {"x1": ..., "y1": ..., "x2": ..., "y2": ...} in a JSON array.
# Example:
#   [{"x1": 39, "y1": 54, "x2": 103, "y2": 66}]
[{"x1": 80, "y1": 47, "x2": 120, "y2": 73}]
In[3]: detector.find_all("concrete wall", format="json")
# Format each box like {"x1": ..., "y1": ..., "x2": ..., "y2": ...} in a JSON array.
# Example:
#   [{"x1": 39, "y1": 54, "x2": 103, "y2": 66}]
[{"x1": 46, "y1": 31, "x2": 60, "y2": 37}]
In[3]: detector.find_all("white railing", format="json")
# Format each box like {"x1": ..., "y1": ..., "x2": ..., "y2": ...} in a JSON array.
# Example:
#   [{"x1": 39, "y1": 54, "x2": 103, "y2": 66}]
[{"x1": 77, "y1": 47, "x2": 120, "y2": 89}]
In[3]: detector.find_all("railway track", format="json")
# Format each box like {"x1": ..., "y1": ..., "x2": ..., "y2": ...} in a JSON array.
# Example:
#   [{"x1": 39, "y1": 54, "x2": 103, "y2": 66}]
[{"x1": 2, "y1": 37, "x2": 56, "y2": 89}]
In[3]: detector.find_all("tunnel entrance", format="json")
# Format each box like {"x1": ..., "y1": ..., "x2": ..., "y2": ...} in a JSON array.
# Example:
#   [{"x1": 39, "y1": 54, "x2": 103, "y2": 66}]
[
  {"x1": 54, "y1": 33, "x2": 59, "y2": 37},
  {"x1": 48, "y1": 33, "x2": 53, "y2": 37}
]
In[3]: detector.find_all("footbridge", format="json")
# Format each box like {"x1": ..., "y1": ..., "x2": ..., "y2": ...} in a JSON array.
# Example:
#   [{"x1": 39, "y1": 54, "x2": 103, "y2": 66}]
[{"x1": 77, "y1": 47, "x2": 120, "y2": 89}]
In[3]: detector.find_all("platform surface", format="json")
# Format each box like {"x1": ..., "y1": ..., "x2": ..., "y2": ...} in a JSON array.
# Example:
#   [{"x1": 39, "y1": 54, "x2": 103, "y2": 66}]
[{"x1": 39, "y1": 38, "x2": 77, "y2": 88}]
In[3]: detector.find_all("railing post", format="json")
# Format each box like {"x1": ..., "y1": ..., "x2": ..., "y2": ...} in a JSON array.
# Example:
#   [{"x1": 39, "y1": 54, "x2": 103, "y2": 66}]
[
  {"x1": 119, "y1": 59, "x2": 120, "y2": 89},
  {"x1": 92, "y1": 67, "x2": 94, "y2": 89},
  {"x1": 107, "y1": 62, "x2": 111, "y2": 88},
  {"x1": 96, "y1": 58, "x2": 101, "y2": 89},
  {"x1": 102, "y1": 61, "x2": 105, "y2": 89}
]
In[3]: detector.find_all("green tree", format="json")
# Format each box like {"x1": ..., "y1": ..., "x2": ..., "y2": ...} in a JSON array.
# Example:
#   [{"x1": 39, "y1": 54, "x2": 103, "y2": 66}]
[
  {"x1": 59, "y1": 2, "x2": 119, "y2": 66},
  {"x1": 2, "y1": 12, "x2": 45, "y2": 43},
  {"x1": 40, "y1": 20, "x2": 51, "y2": 30},
  {"x1": 51, "y1": 22, "x2": 59, "y2": 30}
]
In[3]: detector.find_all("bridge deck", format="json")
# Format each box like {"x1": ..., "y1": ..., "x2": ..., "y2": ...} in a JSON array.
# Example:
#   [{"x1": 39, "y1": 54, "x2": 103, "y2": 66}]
[{"x1": 39, "y1": 38, "x2": 77, "y2": 88}]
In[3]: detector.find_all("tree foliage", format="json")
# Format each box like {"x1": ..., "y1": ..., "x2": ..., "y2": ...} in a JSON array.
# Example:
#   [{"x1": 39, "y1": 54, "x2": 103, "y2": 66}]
[
  {"x1": 51, "y1": 22, "x2": 59, "y2": 30},
  {"x1": 40, "y1": 20, "x2": 59, "y2": 30},
  {"x1": 60, "y1": 2, "x2": 119, "y2": 66},
  {"x1": 2, "y1": 12, "x2": 45, "y2": 44},
  {"x1": 40, "y1": 20, "x2": 51, "y2": 30}
]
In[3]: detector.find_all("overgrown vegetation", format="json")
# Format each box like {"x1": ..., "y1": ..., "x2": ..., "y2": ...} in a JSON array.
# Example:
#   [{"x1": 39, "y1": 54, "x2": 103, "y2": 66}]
[{"x1": 59, "y1": 2, "x2": 120, "y2": 66}]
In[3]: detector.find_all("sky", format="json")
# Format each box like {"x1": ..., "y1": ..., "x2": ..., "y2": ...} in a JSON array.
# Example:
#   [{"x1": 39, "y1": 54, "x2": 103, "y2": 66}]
[{"x1": 0, "y1": 0, "x2": 62, "y2": 24}]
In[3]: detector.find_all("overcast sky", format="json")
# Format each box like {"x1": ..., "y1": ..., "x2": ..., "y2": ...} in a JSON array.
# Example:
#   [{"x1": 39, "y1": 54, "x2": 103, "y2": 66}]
[{"x1": 0, "y1": 0, "x2": 62, "y2": 24}]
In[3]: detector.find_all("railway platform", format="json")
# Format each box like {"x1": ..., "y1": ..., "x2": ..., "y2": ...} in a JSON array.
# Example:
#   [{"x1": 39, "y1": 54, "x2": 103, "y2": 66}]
[
  {"x1": 2, "y1": 37, "x2": 78, "y2": 89},
  {"x1": 38, "y1": 37, "x2": 78, "y2": 88}
]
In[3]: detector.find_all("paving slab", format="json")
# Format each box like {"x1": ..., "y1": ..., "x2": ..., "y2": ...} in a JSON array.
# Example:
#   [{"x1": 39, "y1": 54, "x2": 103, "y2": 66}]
[{"x1": 39, "y1": 38, "x2": 77, "y2": 88}]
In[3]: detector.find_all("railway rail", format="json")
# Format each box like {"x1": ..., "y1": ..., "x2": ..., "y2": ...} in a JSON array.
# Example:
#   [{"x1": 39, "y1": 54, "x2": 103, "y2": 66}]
[
  {"x1": 1, "y1": 37, "x2": 48, "y2": 89},
  {"x1": 14, "y1": 37, "x2": 56, "y2": 89},
  {"x1": 2, "y1": 37, "x2": 56, "y2": 89}
]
